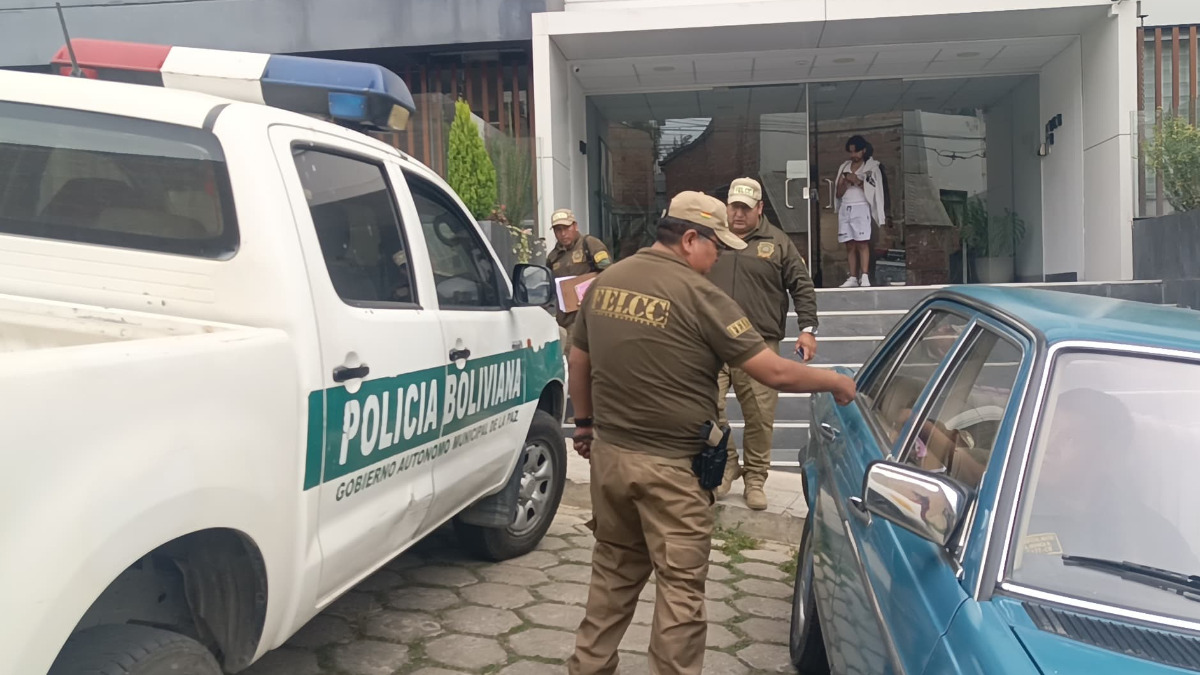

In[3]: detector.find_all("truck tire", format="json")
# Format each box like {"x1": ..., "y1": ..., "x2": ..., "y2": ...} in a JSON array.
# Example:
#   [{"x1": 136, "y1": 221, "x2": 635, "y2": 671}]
[
  {"x1": 49, "y1": 624, "x2": 221, "y2": 675},
  {"x1": 457, "y1": 410, "x2": 567, "y2": 561}
]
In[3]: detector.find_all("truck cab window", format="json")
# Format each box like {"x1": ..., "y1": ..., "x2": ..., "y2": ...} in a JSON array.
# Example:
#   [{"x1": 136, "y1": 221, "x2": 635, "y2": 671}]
[
  {"x1": 292, "y1": 148, "x2": 417, "y2": 306},
  {"x1": 405, "y1": 173, "x2": 504, "y2": 309},
  {"x1": 0, "y1": 101, "x2": 237, "y2": 258}
]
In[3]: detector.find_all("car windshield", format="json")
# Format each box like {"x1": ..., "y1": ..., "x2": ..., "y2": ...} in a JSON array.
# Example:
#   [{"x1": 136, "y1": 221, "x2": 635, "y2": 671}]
[{"x1": 1008, "y1": 350, "x2": 1200, "y2": 623}]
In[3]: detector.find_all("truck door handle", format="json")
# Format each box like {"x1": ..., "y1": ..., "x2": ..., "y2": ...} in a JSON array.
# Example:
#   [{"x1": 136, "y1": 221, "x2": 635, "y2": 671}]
[
  {"x1": 332, "y1": 364, "x2": 370, "y2": 382},
  {"x1": 449, "y1": 348, "x2": 471, "y2": 361},
  {"x1": 818, "y1": 422, "x2": 840, "y2": 441}
]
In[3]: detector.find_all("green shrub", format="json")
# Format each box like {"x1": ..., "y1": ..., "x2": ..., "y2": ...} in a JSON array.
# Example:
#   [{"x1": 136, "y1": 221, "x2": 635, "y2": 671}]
[
  {"x1": 446, "y1": 98, "x2": 497, "y2": 220},
  {"x1": 1145, "y1": 111, "x2": 1200, "y2": 213}
]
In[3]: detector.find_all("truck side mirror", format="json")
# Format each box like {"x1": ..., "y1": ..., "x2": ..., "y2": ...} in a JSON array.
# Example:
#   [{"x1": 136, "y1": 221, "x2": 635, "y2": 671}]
[{"x1": 513, "y1": 264, "x2": 554, "y2": 307}]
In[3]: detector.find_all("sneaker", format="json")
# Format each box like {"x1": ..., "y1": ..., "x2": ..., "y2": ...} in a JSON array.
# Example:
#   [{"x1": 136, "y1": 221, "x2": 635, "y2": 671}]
[
  {"x1": 859, "y1": 273, "x2": 871, "y2": 287},
  {"x1": 839, "y1": 276, "x2": 859, "y2": 288}
]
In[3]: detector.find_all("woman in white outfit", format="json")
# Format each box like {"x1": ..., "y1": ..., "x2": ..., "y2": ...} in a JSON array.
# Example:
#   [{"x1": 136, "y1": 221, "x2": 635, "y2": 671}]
[{"x1": 835, "y1": 135, "x2": 886, "y2": 287}]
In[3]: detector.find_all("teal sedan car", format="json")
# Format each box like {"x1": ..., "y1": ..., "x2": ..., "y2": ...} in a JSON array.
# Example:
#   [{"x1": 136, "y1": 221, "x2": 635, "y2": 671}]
[{"x1": 790, "y1": 286, "x2": 1200, "y2": 674}]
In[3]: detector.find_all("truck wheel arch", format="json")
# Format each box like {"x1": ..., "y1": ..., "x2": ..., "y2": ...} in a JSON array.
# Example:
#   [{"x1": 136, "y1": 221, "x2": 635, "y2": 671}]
[
  {"x1": 66, "y1": 528, "x2": 268, "y2": 674},
  {"x1": 538, "y1": 381, "x2": 565, "y2": 423}
]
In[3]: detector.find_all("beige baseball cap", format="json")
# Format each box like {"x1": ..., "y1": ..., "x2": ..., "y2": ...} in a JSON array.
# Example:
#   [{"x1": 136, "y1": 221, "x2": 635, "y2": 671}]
[
  {"x1": 727, "y1": 177, "x2": 762, "y2": 208},
  {"x1": 666, "y1": 191, "x2": 746, "y2": 250},
  {"x1": 551, "y1": 208, "x2": 576, "y2": 228}
]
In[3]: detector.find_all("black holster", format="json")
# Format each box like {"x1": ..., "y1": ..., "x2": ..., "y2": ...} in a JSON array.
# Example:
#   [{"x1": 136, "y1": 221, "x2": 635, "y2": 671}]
[{"x1": 692, "y1": 420, "x2": 731, "y2": 491}]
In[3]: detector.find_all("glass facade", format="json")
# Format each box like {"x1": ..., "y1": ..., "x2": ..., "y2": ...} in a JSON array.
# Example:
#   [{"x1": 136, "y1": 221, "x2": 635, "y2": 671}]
[{"x1": 588, "y1": 74, "x2": 1044, "y2": 287}]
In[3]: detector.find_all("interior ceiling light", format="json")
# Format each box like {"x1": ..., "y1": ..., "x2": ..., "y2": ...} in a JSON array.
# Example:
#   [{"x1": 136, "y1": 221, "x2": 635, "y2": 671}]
[
  {"x1": 957, "y1": 51, "x2": 981, "y2": 58},
  {"x1": 653, "y1": 65, "x2": 675, "y2": 72},
  {"x1": 833, "y1": 57, "x2": 855, "y2": 64}
]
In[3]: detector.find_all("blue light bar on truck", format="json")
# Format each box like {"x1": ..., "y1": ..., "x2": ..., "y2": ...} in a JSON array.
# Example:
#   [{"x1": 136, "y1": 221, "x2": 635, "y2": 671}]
[{"x1": 51, "y1": 39, "x2": 415, "y2": 132}]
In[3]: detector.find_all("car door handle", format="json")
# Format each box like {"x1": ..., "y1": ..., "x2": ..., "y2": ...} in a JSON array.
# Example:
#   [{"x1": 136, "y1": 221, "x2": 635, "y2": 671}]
[
  {"x1": 818, "y1": 422, "x2": 840, "y2": 441},
  {"x1": 449, "y1": 348, "x2": 471, "y2": 361},
  {"x1": 848, "y1": 496, "x2": 872, "y2": 524},
  {"x1": 332, "y1": 363, "x2": 370, "y2": 382}
]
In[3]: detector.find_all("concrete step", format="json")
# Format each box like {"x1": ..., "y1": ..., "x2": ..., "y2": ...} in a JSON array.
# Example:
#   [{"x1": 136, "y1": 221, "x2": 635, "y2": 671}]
[
  {"x1": 787, "y1": 309, "x2": 907, "y2": 337},
  {"x1": 815, "y1": 286, "x2": 940, "y2": 312},
  {"x1": 725, "y1": 391, "x2": 810, "y2": 422},
  {"x1": 784, "y1": 336, "x2": 882, "y2": 365}
]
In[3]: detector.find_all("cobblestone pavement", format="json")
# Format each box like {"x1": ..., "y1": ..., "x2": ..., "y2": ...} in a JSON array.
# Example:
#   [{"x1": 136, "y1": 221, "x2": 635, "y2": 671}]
[{"x1": 241, "y1": 505, "x2": 800, "y2": 675}]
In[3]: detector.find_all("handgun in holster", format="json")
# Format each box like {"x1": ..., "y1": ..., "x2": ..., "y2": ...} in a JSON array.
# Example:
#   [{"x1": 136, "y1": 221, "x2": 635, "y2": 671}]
[{"x1": 692, "y1": 420, "x2": 731, "y2": 491}]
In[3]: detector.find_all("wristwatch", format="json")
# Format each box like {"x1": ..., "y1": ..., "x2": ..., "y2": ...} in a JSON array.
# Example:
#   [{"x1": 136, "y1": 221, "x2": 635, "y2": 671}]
[
  {"x1": 800, "y1": 326, "x2": 819, "y2": 336},
  {"x1": 574, "y1": 417, "x2": 594, "y2": 428}
]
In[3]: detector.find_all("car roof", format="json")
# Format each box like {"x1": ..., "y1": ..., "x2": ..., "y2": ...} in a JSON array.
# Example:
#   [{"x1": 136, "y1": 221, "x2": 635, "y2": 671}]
[
  {"x1": 0, "y1": 69, "x2": 410, "y2": 161},
  {"x1": 933, "y1": 285, "x2": 1200, "y2": 355}
]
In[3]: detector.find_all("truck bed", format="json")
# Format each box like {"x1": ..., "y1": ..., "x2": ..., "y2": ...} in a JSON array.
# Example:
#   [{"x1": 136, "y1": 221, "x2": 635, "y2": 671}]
[{"x1": 0, "y1": 293, "x2": 238, "y2": 353}]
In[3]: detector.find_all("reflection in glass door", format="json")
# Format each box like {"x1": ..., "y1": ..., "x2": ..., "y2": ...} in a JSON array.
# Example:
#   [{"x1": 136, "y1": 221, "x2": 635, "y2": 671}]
[{"x1": 807, "y1": 75, "x2": 1043, "y2": 286}]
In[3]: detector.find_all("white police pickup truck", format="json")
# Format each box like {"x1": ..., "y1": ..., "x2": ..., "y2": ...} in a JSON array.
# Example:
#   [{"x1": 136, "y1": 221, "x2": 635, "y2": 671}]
[{"x1": 0, "y1": 40, "x2": 567, "y2": 675}]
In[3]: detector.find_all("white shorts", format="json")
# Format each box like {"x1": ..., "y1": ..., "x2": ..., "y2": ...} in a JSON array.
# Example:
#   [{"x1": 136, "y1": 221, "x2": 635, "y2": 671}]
[{"x1": 838, "y1": 202, "x2": 872, "y2": 243}]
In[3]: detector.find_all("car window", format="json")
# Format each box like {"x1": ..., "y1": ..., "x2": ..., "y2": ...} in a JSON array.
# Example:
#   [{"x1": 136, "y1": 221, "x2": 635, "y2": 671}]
[
  {"x1": 900, "y1": 328, "x2": 1022, "y2": 491},
  {"x1": 406, "y1": 173, "x2": 504, "y2": 309},
  {"x1": 1009, "y1": 351, "x2": 1200, "y2": 625},
  {"x1": 0, "y1": 101, "x2": 237, "y2": 258},
  {"x1": 867, "y1": 310, "x2": 970, "y2": 447},
  {"x1": 293, "y1": 148, "x2": 416, "y2": 306}
]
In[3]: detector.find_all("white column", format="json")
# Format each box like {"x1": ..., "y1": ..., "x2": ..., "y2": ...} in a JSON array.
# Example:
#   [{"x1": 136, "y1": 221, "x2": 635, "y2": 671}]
[{"x1": 1081, "y1": 2, "x2": 1138, "y2": 280}]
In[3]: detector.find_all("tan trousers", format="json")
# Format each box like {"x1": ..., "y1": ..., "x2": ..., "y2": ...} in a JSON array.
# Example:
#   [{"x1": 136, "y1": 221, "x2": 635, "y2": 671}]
[
  {"x1": 715, "y1": 340, "x2": 780, "y2": 484},
  {"x1": 568, "y1": 439, "x2": 714, "y2": 675},
  {"x1": 560, "y1": 325, "x2": 573, "y2": 359}
]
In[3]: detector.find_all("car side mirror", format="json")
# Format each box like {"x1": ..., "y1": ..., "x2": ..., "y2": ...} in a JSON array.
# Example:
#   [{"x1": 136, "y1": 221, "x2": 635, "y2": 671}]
[
  {"x1": 861, "y1": 461, "x2": 969, "y2": 548},
  {"x1": 512, "y1": 264, "x2": 554, "y2": 307}
]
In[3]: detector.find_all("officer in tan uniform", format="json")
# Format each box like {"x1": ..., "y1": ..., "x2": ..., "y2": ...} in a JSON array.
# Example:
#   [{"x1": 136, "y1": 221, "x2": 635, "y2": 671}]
[
  {"x1": 545, "y1": 208, "x2": 612, "y2": 358},
  {"x1": 565, "y1": 191, "x2": 856, "y2": 675},
  {"x1": 709, "y1": 177, "x2": 820, "y2": 510}
]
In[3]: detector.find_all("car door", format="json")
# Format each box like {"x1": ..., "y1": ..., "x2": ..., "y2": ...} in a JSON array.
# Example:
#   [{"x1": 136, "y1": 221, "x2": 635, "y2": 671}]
[
  {"x1": 811, "y1": 306, "x2": 971, "y2": 674},
  {"x1": 863, "y1": 318, "x2": 1025, "y2": 674},
  {"x1": 397, "y1": 168, "x2": 528, "y2": 526},
  {"x1": 275, "y1": 128, "x2": 441, "y2": 601}
]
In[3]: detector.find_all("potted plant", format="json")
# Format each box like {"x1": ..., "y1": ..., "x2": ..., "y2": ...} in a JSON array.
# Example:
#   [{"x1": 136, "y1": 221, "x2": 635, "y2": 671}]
[
  {"x1": 486, "y1": 132, "x2": 543, "y2": 267},
  {"x1": 961, "y1": 195, "x2": 1026, "y2": 284}
]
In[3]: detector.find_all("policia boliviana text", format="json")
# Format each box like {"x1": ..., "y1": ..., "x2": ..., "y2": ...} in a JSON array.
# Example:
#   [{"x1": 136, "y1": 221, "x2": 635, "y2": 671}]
[
  {"x1": 709, "y1": 177, "x2": 819, "y2": 510},
  {"x1": 565, "y1": 191, "x2": 856, "y2": 675}
]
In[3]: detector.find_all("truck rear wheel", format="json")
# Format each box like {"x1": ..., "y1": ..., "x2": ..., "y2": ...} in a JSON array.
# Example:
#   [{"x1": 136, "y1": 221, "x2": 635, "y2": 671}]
[
  {"x1": 457, "y1": 410, "x2": 566, "y2": 561},
  {"x1": 49, "y1": 624, "x2": 221, "y2": 675}
]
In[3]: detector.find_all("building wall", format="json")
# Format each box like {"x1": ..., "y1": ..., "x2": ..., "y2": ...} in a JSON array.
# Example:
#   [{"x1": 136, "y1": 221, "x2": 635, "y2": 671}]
[
  {"x1": 533, "y1": 32, "x2": 588, "y2": 243},
  {"x1": 1040, "y1": 39, "x2": 1086, "y2": 280},
  {"x1": 1082, "y1": 5, "x2": 1138, "y2": 280},
  {"x1": 0, "y1": 0, "x2": 561, "y2": 67},
  {"x1": 1012, "y1": 76, "x2": 1047, "y2": 280}
]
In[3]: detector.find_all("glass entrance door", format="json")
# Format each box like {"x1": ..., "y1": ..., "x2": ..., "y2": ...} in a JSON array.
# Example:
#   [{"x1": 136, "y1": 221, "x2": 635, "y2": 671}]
[
  {"x1": 809, "y1": 79, "x2": 906, "y2": 287},
  {"x1": 808, "y1": 76, "x2": 1043, "y2": 287}
]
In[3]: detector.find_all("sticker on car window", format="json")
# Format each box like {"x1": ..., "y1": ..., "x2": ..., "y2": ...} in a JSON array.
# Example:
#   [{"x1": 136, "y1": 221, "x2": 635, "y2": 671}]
[{"x1": 1023, "y1": 532, "x2": 1064, "y2": 556}]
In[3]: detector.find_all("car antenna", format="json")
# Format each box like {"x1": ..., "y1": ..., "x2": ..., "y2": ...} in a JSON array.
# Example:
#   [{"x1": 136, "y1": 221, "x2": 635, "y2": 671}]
[{"x1": 54, "y1": 2, "x2": 83, "y2": 78}]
